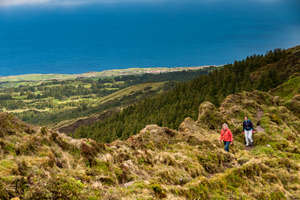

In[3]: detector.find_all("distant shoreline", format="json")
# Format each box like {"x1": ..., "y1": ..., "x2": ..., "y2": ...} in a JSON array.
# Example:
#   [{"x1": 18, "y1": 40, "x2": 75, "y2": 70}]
[{"x1": 0, "y1": 65, "x2": 217, "y2": 83}]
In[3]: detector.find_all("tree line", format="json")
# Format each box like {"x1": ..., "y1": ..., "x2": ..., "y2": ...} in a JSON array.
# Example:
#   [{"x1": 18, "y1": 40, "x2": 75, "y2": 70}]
[{"x1": 74, "y1": 48, "x2": 299, "y2": 143}]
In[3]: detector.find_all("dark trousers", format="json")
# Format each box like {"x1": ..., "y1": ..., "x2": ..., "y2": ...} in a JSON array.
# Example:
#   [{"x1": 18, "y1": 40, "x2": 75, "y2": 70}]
[{"x1": 223, "y1": 141, "x2": 231, "y2": 152}]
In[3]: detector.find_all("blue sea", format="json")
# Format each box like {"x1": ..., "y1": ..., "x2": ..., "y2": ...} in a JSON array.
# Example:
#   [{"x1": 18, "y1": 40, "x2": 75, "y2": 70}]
[{"x1": 0, "y1": 0, "x2": 299, "y2": 76}]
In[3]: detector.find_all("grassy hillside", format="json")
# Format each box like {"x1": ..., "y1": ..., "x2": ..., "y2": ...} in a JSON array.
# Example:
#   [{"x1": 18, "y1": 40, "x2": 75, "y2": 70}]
[
  {"x1": 271, "y1": 75, "x2": 300, "y2": 100},
  {"x1": 74, "y1": 46, "x2": 300, "y2": 143},
  {"x1": 271, "y1": 75, "x2": 300, "y2": 118},
  {"x1": 0, "y1": 46, "x2": 299, "y2": 199},
  {"x1": 0, "y1": 88, "x2": 299, "y2": 199}
]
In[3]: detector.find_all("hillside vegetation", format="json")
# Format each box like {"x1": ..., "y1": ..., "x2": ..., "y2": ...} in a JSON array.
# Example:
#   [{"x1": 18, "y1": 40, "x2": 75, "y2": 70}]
[
  {"x1": 75, "y1": 46, "x2": 300, "y2": 143},
  {"x1": 0, "y1": 69, "x2": 212, "y2": 126},
  {"x1": 0, "y1": 87, "x2": 299, "y2": 199},
  {"x1": 0, "y1": 45, "x2": 299, "y2": 199}
]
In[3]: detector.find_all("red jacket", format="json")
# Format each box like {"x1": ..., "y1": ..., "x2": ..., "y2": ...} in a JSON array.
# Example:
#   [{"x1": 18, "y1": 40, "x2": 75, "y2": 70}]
[{"x1": 220, "y1": 128, "x2": 233, "y2": 142}]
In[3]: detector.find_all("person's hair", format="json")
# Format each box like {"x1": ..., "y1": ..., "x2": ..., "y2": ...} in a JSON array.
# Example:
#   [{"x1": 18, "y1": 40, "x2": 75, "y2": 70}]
[{"x1": 222, "y1": 123, "x2": 228, "y2": 129}]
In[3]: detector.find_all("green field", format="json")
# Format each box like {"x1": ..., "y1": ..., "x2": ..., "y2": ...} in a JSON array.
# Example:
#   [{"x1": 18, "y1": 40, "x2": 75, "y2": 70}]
[{"x1": 0, "y1": 67, "x2": 215, "y2": 128}]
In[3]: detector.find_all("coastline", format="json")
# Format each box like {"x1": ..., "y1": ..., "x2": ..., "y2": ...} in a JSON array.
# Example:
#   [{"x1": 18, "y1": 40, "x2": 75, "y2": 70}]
[{"x1": 0, "y1": 65, "x2": 216, "y2": 83}]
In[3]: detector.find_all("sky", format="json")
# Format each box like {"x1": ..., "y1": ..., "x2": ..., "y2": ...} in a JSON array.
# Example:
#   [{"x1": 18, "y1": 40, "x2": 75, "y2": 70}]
[
  {"x1": 0, "y1": 0, "x2": 284, "y2": 7},
  {"x1": 2, "y1": 0, "x2": 162, "y2": 7},
  {"x1": 0, "y1": 0, "x2": 299, "y2": 75}
]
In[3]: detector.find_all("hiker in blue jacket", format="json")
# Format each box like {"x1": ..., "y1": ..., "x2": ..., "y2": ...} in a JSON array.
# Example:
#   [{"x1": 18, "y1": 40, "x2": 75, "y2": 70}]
[{"x1": 243, "y1": 116, "x2": 254, "y2": 146}]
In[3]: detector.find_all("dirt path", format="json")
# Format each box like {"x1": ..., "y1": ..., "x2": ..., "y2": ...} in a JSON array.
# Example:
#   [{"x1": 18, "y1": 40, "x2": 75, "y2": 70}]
[{"x1": 256, "y1": 110, "x2": 265, "y2": 133}]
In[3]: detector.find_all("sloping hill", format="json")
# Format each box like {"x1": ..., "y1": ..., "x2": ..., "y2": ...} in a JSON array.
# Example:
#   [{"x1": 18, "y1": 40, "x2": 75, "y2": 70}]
[
  {"x1": 74, "y1": 46, "x2": 300, "y2": 143},
  {"x1": 0, "y1": 88, "x2": 299, "y2": 199}
]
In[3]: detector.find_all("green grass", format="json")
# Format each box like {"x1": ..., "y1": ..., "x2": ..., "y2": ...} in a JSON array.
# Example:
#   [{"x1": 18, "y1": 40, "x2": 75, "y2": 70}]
[{"x1": 271, "y1": 76, "x2": 300, "y2": 100}]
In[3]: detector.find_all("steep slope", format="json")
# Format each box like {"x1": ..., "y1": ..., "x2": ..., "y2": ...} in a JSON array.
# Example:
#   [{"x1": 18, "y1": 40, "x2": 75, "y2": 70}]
[
  {"x1": 74, "y1": 46, "x2": 300, "y2": 143},
  {"x1": 0, "y1": 88, "x2": 299, "y2": 199}
]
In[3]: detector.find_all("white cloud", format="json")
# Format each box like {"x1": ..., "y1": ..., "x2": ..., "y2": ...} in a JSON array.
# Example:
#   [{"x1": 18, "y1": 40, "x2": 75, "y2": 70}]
[{"x1": 0, "y1": 0, "x2": 49, "y2": 6}]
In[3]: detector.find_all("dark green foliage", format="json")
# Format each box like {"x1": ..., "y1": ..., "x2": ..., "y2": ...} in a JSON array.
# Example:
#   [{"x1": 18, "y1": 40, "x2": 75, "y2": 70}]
[
  {"x1": 75, "y1": 48, "x2": 298, "y2": 143},
  {"x1": 0, "y1": 69, "x2": 211, "y2": 125}
]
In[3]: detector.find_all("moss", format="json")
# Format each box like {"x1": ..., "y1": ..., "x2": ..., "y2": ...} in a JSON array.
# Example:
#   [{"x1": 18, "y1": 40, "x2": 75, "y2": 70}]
[
  {"x1": 124, "y1": 181, "x2": 150, "y2": 195},
  {"x1": 270, "y1": 140, "x2": 290, "y2": 151},
  {"x1": 95, "y1": 161, "x2": 109, "y2": 172},
  {"x1": 0, "y1": 141, "x2": 15, "y2": 155},
  {"x1": 87, "y1": 196, "x2": 99, "y2": 200},
  {"x1": 251, "y1": 146, "x2": 286, "y2": 158},
  {"x1": 48, "y1": 176, "x2": 84, "y2": 200},
  {"x1": 0, "y1": 160, "x2": 17, "y2": 175}
]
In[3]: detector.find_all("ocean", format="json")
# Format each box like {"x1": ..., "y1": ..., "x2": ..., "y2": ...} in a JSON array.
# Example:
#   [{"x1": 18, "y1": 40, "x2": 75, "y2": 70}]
[{"x1": 0, "y1": 0, "x2": 299, "y2": 76}]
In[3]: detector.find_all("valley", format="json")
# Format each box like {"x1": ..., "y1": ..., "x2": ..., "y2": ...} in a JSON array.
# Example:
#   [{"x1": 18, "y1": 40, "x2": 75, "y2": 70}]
[{"x1": 0, "y1": 67, "x2": 214, "y2": 128}]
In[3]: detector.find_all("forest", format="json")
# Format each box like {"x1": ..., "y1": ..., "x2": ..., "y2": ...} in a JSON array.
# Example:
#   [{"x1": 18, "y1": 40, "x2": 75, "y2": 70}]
[
  {"x1": 0, "y1": 68, "x2": 213, "y2": 125},
  {"x1": 74, "y1": 47, "x2": 300, "y2": 142}
]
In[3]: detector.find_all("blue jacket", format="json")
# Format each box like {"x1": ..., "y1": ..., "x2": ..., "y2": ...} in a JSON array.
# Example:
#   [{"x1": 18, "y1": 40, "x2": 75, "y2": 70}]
[{"x1": 243, "y1": 120, "x2": 253, "y2": 131}]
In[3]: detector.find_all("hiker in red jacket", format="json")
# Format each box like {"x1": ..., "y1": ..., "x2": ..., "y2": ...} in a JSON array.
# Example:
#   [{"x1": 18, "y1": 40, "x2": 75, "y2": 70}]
[{"x1": 220, "y1": 123, "x2": 233, "y2": 152}]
